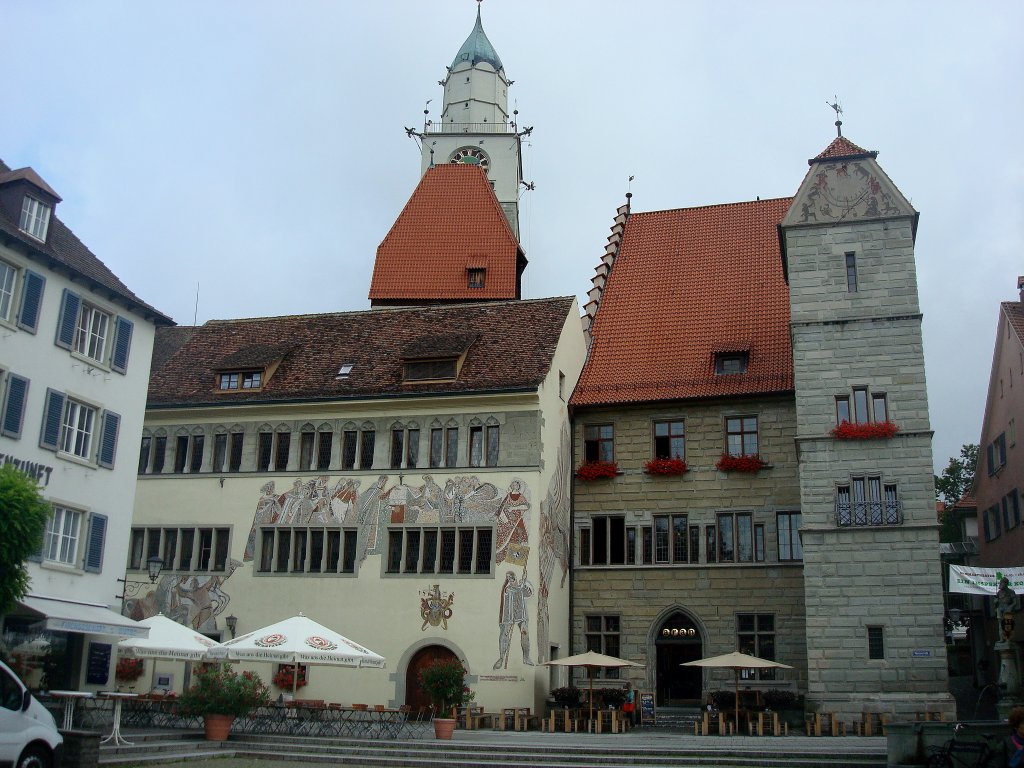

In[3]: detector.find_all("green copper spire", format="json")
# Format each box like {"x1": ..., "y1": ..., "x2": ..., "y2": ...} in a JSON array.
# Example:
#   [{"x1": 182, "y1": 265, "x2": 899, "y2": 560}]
[{"x1": 450, "y1": 4, "x2": 503, "y2": 72}]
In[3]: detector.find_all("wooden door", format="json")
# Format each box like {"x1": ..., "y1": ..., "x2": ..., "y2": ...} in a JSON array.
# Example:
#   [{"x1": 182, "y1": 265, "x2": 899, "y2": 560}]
[{"x1": 405, "y1": 645, "x2": 457, "y2": 711}]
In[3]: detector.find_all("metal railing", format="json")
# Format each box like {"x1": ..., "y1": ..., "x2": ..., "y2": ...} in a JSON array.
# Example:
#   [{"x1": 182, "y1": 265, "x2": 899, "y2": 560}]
[
  {"x1": 835, "y1": 501, "x2": 903, "y2": 527},
  {"x1": 424, "y1": 121, "x2": 515, "y2": 134}
]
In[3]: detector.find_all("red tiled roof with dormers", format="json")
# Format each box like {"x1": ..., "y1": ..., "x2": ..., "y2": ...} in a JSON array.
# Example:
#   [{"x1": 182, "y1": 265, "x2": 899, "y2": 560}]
[
  {"x1": 148, "y1": 296, "x2": 574, "y2": 407},
  {"x1": 368, "y1": 164, "x2": 524, "y2": 302},
  {"x1": 0, "y1": 159, "x2": 172, "y2": 324},
  {"x1": 812, "y1": 136, "x2": 876, "y2": 162},
  {"x1": 571, "y1": 198, "x2": 794, "y2": 407}
]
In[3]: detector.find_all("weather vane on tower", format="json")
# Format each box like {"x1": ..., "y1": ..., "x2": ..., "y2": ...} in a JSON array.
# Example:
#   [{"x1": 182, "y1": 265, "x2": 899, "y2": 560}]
[{"x1": 826, "y1": 96, "x2": 843, "y2": 137}]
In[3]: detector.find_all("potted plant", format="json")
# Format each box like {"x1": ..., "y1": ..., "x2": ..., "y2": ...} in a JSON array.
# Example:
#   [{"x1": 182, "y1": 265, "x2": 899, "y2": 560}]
[
  {"x1": 178, "y1": 663, "x2": 271, "y2": 741},
  {"x1": 550, "y1": 685, "x2": 581, "y2": 708},
  {"x1": 830, "y1": 420, "x2": 900, "y2": 440},
  {"x1": 575, "y1": 460, "x2": 619, "y2": 481},
  {"x1": 715, "y1": 453, "x2": 766, "y2": 473},
  {"x1": 599, "y1": 686, "x2": 627, "y2": 708},
  {"x1": 115, "y1": 657, "x2": 145, "y2": 690},
  {"x1": 418, "y1": 658, "x2": 474, "y2": 739},
  {"x1": 272, "y1": 663, "x2": 307, "y2": 692},
  {"x1": 644, "y1": 457, "x2": 688, "y2": 476}
]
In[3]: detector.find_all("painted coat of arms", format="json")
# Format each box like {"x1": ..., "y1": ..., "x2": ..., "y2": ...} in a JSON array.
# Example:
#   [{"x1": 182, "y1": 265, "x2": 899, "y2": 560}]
[{"x1": 419, "y1": 584, "x2": 455, "y2": 630}]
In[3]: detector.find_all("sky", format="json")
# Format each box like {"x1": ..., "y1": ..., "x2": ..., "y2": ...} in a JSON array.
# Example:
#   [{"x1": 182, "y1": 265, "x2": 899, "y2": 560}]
[{"x1": 3, "y1": 1, "x2": 1022, "y2": 474}]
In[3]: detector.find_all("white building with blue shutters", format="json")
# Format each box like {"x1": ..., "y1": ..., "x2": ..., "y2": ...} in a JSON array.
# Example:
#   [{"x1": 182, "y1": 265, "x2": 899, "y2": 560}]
[{"x1": 0, "y1": 160, "x2": 172, "y2": 691}]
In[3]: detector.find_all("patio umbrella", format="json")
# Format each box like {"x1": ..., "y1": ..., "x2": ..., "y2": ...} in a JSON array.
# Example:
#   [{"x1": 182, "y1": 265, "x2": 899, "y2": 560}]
[
  {"x1": 212, "y1": 612, "x2": 385, "y2": 696},
  {"x1": 682, "y1": 651, "x2": 792, "y2": 732},
  {"x1": 118, "y1": 613, "x2": 224, "y2": 661},
  {"x1": 543, "y1": 650, "x2": 642, "y2": 720}
]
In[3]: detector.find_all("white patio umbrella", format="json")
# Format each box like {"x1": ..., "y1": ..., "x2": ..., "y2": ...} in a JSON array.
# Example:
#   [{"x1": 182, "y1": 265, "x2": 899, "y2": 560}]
[
  {"x1": 543, "y1": 650, "x2": 642, "y2": 720},
  {"x1": 118, "y1": 613, "x2": 224, "y2": 661},
  {"x1": 682, "y1": 651, "x2": 792, "y2": 732},
  {"x1": 212, "y1": 613, "x2": 386, "y2": 696}
]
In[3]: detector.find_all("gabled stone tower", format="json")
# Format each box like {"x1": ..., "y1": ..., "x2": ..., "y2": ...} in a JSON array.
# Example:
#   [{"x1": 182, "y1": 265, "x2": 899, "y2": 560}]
[
  {"x1": 418, "y1": 4, "x2": 527, "y2": 239},
  {"x1": 779, "y1": 135, "x2": 953, "y2": 719}
]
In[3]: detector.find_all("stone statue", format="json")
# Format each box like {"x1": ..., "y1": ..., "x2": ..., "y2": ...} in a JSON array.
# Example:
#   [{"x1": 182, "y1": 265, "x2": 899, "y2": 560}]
[{"x1": 996, "y1": 577, "x2": 1017, "y2": 624}]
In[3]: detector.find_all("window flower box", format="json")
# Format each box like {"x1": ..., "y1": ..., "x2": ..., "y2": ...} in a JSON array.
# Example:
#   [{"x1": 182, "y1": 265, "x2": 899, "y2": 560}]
[
  {"x1": 644, "y1": 457, "x2": 688, "y2": 476},
  {"x1": 715, "y1": 453, "x2": 766, "y2": 473},
  {"x1": 830, "y1": 421, "x2": 900, "y2": 440},
  {"x1": 575, "y1": 460, "x2": 619, "y2": 481}
]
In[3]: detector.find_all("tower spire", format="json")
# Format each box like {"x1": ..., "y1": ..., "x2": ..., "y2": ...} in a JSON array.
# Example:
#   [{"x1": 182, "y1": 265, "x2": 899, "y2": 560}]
[{"x1": 827, "y1": 97, "x2": 843, "y2": 137}]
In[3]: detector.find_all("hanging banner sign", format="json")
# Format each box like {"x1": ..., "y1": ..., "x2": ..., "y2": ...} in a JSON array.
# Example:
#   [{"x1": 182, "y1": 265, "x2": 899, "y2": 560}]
[{"x1": 948, "y1": 565, "x2": 1024, "y2": 595}]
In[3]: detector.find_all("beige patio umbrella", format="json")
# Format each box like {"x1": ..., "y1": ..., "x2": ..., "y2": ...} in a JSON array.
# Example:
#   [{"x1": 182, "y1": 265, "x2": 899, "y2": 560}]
[
  {"x1": 682, "y1": 651, "x2": 792, "y2": 732},
  {"x1": 544, "y1": 650, "x2": 643, "y2": 720}
]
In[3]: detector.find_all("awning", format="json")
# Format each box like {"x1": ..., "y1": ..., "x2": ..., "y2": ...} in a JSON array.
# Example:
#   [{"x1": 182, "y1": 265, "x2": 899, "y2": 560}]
[{"x1": 15, "y1": 594, "x2": 149, "y2": 639}]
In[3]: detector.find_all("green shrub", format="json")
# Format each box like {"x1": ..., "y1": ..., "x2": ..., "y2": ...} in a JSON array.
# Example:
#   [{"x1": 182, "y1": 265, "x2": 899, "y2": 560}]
[{"x1": 178, "y1": 663, "x2": 270, "y2": 717}]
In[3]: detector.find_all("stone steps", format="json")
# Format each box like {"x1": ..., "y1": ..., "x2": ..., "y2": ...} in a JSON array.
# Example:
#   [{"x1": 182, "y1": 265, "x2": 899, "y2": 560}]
[{"x1": 99, "y1": 730, "x2": 888, "y2": 768}]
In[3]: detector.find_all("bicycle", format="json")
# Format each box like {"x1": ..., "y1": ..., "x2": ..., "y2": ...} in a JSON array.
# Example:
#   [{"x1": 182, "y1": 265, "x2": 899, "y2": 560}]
[{"x1": 927, "y1": 722, "x2": 1001, "y2": 768}]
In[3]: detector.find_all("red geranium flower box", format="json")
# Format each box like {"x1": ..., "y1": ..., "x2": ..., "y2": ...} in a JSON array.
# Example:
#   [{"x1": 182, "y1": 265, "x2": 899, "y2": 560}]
[
  {"x1": 644, "y1": 457, "x2": 688, "y2": 476},
  {"x1": 715, "y1": 454, "x2": 766, "y2": 473},
  {"x1": 576, "y1": 460, "x2": 619, "y2": 480},
  {"x1": 830, "y1": 421, "x2": 900, "y2": 440}
]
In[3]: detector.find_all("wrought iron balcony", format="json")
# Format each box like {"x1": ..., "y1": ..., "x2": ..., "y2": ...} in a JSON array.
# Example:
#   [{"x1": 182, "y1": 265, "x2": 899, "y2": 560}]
[{"x1": 834, "y1": 501, "x2": 903, "y2": 527}]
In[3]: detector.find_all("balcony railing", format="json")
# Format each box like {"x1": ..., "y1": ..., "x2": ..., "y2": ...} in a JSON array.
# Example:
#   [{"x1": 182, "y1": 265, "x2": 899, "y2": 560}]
[
  {"x1": 835, "y1": 501, "x2": 903, "y2": 527},
  {"x1": 424, "y1": 121, "x2": 515, "y2": 134}
]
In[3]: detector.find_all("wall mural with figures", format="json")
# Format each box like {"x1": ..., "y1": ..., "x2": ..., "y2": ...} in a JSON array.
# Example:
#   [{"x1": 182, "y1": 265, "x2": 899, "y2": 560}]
[
  {"x1": 123, "y1": 560, "x2": 241, "y2": 633},
  {"x1": 126, "y1": 472, "x2": 563, "y2": 670}
]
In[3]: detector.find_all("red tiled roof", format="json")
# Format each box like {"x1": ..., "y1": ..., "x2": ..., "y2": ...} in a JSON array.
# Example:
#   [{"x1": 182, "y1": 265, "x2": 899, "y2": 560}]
[
  {"x1": 1003, "y1": 301, "x2": 1024, "y2": 346},
  {"x1": 953, "y1": 492, "x2": 977, "y2": 511},
  {"x1": 571, "y1": 198, "x2": 794, "y2": 407},
  {"x1": 149, "y1": 297, "x2": 575, "y2": 407},
  {"x1": 369, "y1": 164, "x2": 523, "y2": 302},
  {"x1": 813, "y1": 136, "x2": 876, "y2": 162}
]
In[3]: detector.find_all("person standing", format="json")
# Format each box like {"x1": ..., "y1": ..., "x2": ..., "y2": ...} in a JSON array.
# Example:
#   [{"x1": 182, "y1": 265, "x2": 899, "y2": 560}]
[
  {"x1": 1007, "y1": 707, "x2": 1024, "y2": 768},
  {"x1": 623, "y1": 681, "x2": 636, "y2": 726}
]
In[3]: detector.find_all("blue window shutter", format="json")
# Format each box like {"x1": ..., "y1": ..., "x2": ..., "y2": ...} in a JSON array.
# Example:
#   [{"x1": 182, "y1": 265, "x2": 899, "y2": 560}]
[
  {"x1": 16, "y1": 270, "x2": 46, "y2": 333},
  {"x1": 97, "y1": 410, "x2": 121, "y2": 468},
  {"x1": 110, "y1": 316, "x2": 133, "y2": 374},
  {"x1": 40, "y1": 388, "x2": 66, "y2": 451},
  {"x1": 55, "y1": 288, "x2": 81, "y2": 349},
  {"x1": 1, "y1": 373, "x2": 30, "y2": 438},
  {"x1": 83, "y1": 513, "x2": 107, "y2": 573}
]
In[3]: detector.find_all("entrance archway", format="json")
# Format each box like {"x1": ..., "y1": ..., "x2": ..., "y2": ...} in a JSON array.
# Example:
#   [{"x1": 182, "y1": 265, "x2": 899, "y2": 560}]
[
  {"x1": 405, "y1": 645, "x2": 457, "y2": 711},
  {"x1": 655, "y1": 612, "x2": 703, "y2": 706}
]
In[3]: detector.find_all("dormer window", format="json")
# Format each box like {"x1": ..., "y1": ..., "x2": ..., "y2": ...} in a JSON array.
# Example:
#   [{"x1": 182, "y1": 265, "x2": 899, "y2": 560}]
[
  {"x1": 219, "y1": 370, "x2": 263, "y2": 390},
  {"x1": 19, "y1": 196, "x2": 51, "y2": 241},
  {"x1": 404, "y1": 358, "x2": 458, "y2": 382},
  {"x1": 715, "y1": 352, "x2": 749, "y2": 375},
  {"x1": 467, "y1": 268, "x2": 486, "y2": 289}
]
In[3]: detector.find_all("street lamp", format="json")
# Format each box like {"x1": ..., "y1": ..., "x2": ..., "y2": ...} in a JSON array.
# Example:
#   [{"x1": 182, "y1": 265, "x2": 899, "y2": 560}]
[
  {"x1": 225, "y1": 615, "x2": 238, "y2": 638},
  {"x1": 146, "y1": 556, "x2": 164, "y2": 583}
]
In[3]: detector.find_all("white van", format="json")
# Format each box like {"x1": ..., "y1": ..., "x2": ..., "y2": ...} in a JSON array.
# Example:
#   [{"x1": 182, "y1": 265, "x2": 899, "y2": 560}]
[{"x1": 0, "y1": 660, "x2": 63, "y2": 768}]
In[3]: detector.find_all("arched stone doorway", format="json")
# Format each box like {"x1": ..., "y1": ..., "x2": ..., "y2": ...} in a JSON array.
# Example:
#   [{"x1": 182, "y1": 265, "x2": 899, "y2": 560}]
[
  {"x1": 655, "y1": 611, "x2": 703, "y2": 706},
  {"x1": 405, "y1": 644, "x2": 457, "y2": 710}
]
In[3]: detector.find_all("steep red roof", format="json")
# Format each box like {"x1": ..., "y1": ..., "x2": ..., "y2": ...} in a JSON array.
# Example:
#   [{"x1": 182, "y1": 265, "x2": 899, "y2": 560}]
[
  {"x1": 149, "y1": 297, "x2": 574, "y2": 407},
  {"x1": 813, "y1": 136, "x2": 875, "y2": 162},
  {"x1": 1003, "y1": 301, "x2": 1024, "y2": 346},
  {"x1": 571, "y1": 198, "x2": 794, "y2": 407},
  {"x1": 369, "y1": 164, "x2": 523, "y2": 302}
]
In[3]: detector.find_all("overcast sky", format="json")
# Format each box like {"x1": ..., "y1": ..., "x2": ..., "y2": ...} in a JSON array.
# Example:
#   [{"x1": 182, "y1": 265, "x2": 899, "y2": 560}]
[{"x1": 4, "y1": 1, "x2": 1022, "y2": 474}]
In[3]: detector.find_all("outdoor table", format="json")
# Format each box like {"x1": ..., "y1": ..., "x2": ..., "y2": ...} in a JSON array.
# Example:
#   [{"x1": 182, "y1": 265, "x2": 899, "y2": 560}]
[
  {"x1": 48, "y1": 690, "x2": 94, "y2": 730},
  {"x1": 99, "y1": 692, "x2": 138, "y2": 746}
]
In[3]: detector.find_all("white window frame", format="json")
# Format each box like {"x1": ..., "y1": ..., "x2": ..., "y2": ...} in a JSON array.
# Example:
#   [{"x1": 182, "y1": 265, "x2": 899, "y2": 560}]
[
  {"x1": 44, "y1": 505, "x2": 83, "y2": 565},
  {"x1": 0, "y1": 259, "x2": 16, "y2": 323},
  {"x1": 60, "y1": 398, "x2": 96, "y2": 459},
  {"x1": 74, "y1": 303, "x2": 110, "y2": 363},
  {"x1": 19, "y1": 196, "x2": 51, "y2": 241}
]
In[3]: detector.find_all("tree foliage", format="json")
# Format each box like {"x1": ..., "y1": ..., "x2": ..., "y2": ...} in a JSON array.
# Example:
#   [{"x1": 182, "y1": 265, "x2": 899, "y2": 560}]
[
  {"x1": 935, "y1": 444, "x2": 978, "y2": 506},
  {"x1": 0, "y1": 465, "x2": 51, "y2": 615}
]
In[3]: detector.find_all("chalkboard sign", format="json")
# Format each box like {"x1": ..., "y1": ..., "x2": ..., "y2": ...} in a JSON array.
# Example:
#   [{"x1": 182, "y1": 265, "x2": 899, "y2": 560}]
[
  {"x1": 639, "y1": 691, "x2": 655, "y2": 725},
  {"x1": 86, "y1": 642, "x2": 111, "y2": 685}
]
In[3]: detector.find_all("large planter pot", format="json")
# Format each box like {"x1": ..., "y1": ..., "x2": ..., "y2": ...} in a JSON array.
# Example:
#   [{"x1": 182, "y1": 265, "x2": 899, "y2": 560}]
[
  {"x1": 203, "y1": 713, "x2": 235, "y2": 741},
  {"x1": 433, "y1": 717, "x2": 457, "y2": 740}
]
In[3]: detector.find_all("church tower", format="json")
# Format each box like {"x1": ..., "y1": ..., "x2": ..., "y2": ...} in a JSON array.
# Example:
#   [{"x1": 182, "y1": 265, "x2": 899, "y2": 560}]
[
  {"x1": 779, "y1": 132, "x2": 954, "y2": 719},
  {"x1": 417, "y1": 3, "x2": 528, "y2": 239}
]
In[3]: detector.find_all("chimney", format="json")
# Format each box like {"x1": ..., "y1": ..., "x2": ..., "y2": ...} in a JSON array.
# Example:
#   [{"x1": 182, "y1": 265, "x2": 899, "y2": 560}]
[{"x1": 1018, "y1": 275, "x2": 1024, "y2": 303}]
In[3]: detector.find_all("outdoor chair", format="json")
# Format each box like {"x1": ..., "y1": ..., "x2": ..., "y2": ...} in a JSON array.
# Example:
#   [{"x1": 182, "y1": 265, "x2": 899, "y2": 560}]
[{"x1": 494, "y1": 708, "x2": 517, "y2": 730}]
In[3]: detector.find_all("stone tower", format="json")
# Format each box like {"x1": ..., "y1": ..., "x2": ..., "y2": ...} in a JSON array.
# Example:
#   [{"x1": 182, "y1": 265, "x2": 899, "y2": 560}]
[
  {"x1": 779, "y1": 135, "x2": 953, "y2": 719},
  {"x1": 417, "y1": 4, "x2": 527, "y2": 239}
]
